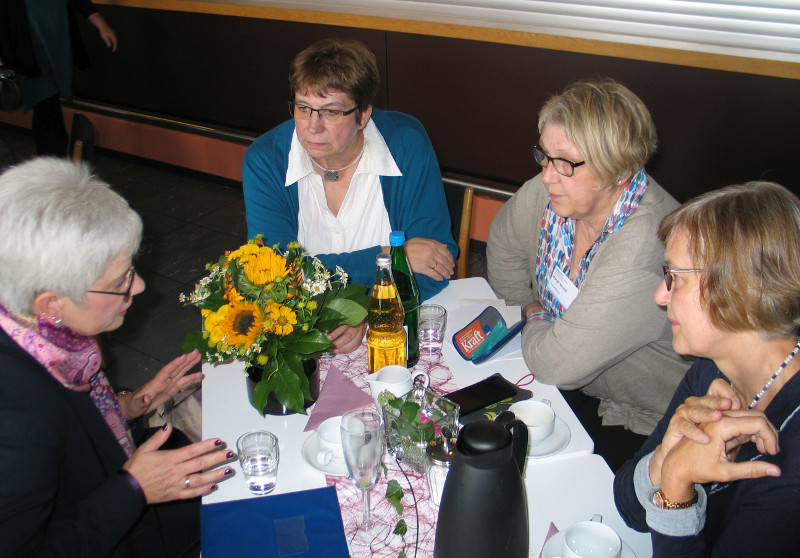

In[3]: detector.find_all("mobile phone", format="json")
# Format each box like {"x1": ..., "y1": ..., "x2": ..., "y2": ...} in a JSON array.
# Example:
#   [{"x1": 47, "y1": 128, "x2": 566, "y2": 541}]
[{"x1": 446, "y1": 374, "x2": 518, "y2": 416}]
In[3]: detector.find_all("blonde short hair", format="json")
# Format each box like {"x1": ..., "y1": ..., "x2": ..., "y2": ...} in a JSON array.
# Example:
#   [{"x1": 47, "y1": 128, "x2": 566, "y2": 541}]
[
  {"x1": 538, "y1": 78, "x2": 657, "y2": 186},
  {"x1": 658, "y1": 181, "x2": 800, "y2": 338}
]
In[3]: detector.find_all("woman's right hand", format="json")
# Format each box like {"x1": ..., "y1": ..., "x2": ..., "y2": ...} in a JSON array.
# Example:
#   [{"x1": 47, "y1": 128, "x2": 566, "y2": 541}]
[
  {"x1": 650, "y1": 379, "x2": 744, "y2": 485},
  {"x1": 122, "y1": 424, "x2": 235, "y2": 503}
]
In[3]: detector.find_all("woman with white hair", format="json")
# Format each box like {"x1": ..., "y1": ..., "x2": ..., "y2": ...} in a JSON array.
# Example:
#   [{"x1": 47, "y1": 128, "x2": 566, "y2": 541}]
[{"x1": 0, "y1": 158, "x2": 233, "y2": 556}]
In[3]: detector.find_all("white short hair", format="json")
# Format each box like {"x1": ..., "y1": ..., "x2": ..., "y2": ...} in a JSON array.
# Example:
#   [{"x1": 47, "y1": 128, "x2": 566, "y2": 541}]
[{"x1": 0, "y1": 157, "x2": 143, "y2": 314}]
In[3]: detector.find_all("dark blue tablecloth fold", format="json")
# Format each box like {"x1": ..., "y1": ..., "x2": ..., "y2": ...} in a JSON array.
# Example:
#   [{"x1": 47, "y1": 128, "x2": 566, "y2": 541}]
[{"x1": 201, "y1": 486, "x2": 349, "y2": 557}]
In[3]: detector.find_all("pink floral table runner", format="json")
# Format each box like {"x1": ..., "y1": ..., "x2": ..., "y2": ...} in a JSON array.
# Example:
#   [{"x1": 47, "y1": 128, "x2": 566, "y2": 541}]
[{"x1": 317, "y1": 346, "x2": 457, "y2": 557}]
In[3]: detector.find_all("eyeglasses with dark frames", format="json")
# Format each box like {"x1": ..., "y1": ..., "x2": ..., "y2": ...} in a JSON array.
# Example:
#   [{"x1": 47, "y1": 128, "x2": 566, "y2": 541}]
[
  {"x1": 88, "y1": 267, "x2": 136, "y2": 303},
  {"x1": 289, "y1": 101, "x2": 358, "y2": 124},
  {"x1": 532, "y1": 145, "x2": 586, "y2": 177},
  {"x1": 662, "y1": 265, "x2": 704, "y2": 291}
]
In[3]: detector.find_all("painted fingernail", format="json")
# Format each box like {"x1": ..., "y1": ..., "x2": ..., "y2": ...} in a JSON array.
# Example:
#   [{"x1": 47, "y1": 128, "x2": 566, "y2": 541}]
[
  {"x1": 225, "y1": 451, "x2": 235, "y2": 459},
  {"x1": 209, "y1": 484, "x2": 218, "y2": 492},
  {"x1": 214, "y1": 439, "x2": 223, "y2": 447},
  {"x1": 224, "y1": 468, "x2": 233, "y2": 476},
  {"x1": 161, "y1": 423, "x2": 169, "y2": 431}
]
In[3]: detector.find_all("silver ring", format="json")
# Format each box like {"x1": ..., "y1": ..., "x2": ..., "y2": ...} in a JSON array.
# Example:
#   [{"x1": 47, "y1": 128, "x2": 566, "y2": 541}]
[{"x1": 184, "y1": 475, "x2": 191, "y2": 488}]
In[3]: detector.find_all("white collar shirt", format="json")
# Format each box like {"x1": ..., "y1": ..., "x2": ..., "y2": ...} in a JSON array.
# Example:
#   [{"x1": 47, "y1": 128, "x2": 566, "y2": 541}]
[{"x1": 286, "y1": 119, "x2": 402, "y2": 256}]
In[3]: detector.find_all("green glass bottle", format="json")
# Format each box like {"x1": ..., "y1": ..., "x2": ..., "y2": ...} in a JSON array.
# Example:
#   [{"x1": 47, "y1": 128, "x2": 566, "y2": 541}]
[{"x1": 389, "y1": 231, "x2": 420, "y2": 366}]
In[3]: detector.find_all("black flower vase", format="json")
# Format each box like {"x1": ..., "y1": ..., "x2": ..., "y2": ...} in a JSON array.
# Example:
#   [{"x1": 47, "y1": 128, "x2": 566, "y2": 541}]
[{"x1": 246, "y1": 358, "x2": 320, "y2": 416}]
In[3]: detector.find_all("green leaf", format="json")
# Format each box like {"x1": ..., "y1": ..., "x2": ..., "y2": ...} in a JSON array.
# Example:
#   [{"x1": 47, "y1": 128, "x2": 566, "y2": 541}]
[
  {"x1": 326, "y1": 297, "x2": 368, "y2": 326},
  {"x1": 283, "y1": 330, "x2": 332, "y2": 355},
  {"x1": 265, "y1": 356, "x2": 305, "y2": 413},
  {"x1": 400, "y1": 401, "x2": 420, "y2": 423},
  {"x1": 181, "y1": 330, "x2": 208, "y2": 354},
  {"x1": 385, "y1": 480, "x2": 404, "y2": 515},
  {"x1": 393, "y1": 519, "x2": 408, "y2": 536}
]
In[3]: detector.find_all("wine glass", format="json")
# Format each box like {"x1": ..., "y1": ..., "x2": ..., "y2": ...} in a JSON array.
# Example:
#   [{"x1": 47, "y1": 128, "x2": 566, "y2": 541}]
[{"x1": 340, "y1": 408, "x2": 391, "y2": 545}]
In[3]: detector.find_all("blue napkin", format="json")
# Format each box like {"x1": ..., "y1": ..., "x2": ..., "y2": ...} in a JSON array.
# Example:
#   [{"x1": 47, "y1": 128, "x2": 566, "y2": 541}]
[{"x1": 201, "y1": 486, "x2": 349, "y2": 557}]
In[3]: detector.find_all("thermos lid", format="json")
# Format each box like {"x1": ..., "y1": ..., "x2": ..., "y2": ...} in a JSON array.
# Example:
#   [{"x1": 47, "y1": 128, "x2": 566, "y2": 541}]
[
  {"x1": 389, "y1": 231, "x2": 406, "y2": 246},
  {"x1": 457, "y1": 420, "x2": 510, "y2": 455}
]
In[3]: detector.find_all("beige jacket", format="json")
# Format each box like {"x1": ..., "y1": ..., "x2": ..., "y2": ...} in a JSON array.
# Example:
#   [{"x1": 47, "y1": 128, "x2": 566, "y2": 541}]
[{"x1": 487, "y1": 173, "x2": 691, "y2": 435}]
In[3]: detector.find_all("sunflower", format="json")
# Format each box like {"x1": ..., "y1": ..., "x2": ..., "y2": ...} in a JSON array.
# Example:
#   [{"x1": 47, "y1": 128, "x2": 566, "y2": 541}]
[
  {"x1": 240, "y1": 246, "x2": 292, "y2": 285},
  {"x1": 218, "y1": 302, "x2": 264, "y2": 348},
  {"x1": 266, "y1": 303, "x2": 297, "y2": 336},
  {"x1": 225, "y1": 242, "x2": 260, "y2": 262},
  {"x1": 203, "y1": 306, "x2": 231, "y2": 347}
]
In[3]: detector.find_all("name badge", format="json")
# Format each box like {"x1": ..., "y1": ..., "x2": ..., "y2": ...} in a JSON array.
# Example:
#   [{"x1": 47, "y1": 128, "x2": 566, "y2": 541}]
[{"x1": 547, "y1": 267, "x2": 579, "y2": 309}]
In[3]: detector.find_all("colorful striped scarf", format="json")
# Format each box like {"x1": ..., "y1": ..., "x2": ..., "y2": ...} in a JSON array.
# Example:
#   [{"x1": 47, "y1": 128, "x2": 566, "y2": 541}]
[{"x1": 535, "y1": 168, "x2": 649, "y2": 318}]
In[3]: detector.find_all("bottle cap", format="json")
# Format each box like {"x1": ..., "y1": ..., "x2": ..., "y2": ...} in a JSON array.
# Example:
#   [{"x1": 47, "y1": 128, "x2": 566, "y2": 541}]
[
  {"x1": 389, "y1": 231, "x2": 406, "y2": 246},
  {"x1": 376, "y1": 253, "x2": 391, "y2": 266}
]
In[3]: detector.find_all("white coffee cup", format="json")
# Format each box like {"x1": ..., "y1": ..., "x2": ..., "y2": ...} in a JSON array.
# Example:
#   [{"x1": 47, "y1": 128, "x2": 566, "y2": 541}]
[
  {"x1": 556, "y1": 516, "x2": 621, "y2": 558},
  {"x1": 365, "y1": 365, "x2": 430, "y2": 408},
  {"x1": 315, "y1": 416, "x2": 344, "y2": 466},
  {"x1": 508, "y1": 399, "x2": 555, "y2": 446}
]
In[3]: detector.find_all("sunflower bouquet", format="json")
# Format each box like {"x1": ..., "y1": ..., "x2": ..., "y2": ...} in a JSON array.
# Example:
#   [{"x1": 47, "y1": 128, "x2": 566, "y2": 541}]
[{"x1": 180, "y1": 236, "x2": 368, "y2": 414}]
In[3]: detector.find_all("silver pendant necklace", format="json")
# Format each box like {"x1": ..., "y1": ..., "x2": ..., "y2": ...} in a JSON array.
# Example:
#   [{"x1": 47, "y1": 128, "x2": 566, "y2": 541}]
[
  {"x1": 747, "y1": 337, "x2": 800, "y2": 409},
  {"x1": 310, "y1": 144, "x2": 365, "y2": 182}
]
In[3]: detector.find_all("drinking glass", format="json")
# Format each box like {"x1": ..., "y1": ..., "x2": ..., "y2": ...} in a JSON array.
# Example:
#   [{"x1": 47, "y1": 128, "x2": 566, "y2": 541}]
[
  {"x1": 340, "y1": 409, "x2": 390, "y2": 542},
  {"x1": 236, "y1": 430, "x2": 279, "y2": 495},
  {"x1": 419, "y1": 304, "x2": 447, "y2": 354}
]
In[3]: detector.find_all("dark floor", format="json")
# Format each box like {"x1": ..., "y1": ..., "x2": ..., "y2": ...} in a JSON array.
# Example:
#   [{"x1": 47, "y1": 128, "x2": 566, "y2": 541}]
[{"x1": 0, "y1": 124, "x2": 487, "y2": 390}]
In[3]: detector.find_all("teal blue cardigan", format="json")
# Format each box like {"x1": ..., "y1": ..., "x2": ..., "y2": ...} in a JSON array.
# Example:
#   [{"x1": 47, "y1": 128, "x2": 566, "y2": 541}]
[{"x1": 243, "y1": 108, "x2": 457, "y2": 300}]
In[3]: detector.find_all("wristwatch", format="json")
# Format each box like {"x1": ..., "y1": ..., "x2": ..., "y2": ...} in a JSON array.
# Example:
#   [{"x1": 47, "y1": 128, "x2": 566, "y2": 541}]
[{"x1": 652, "y1": 488, "x2": 698, "y2": 510}]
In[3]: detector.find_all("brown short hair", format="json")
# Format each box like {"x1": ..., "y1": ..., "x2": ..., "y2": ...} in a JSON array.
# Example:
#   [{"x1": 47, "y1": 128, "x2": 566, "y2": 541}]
[
  {"x1": 289, "y1": 38, "x2": 379, "y2": 119},
  {"x1": 538, "y1": 78, "x2": 657, "y2": 186},
  {"x1": 658, "y1": 181, "x2": 800, "y2": 338}
]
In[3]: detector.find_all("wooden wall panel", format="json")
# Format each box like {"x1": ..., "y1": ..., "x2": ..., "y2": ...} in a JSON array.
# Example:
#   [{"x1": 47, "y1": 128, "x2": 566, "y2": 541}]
[{"x1": 66, "y1": 6, "x2": 800, "y2": 202}]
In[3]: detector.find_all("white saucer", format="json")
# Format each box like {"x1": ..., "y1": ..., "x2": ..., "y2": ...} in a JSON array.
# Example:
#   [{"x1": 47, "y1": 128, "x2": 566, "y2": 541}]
[
  {"x1": 527, "y1": 416, "x2": 570, "y2": 458},
  {"x1": 541, "y1": 529, "x2": 637, "y2": 558},
  {"x1": 301, "y1": 433, "x2": 349, "y2": 476}
]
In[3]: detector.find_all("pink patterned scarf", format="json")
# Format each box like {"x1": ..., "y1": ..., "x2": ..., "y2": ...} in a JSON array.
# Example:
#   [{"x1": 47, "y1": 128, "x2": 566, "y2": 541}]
[{"x1": 0, "y1": 304, "x2": 135, "y2": 457}]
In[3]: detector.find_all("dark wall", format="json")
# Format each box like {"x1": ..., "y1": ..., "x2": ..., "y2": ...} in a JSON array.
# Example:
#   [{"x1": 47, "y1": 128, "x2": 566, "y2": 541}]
[{"x1": 75, "y1": 7, "x2": 800, "y2": 201}]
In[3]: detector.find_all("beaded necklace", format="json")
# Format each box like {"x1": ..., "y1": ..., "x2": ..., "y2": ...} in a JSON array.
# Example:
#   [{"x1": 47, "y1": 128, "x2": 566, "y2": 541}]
[{"x1": 747, "y1": 338, "x2": 800, "y2": 409}]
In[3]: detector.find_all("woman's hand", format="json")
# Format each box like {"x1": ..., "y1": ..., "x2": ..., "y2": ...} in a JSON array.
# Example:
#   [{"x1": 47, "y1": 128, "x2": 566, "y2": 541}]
[
  {"x1": 327, "y1": 321, "x2": 366, "y2": 354},
  {"x1": 659, "y1": 411, "x2": 781, "y2": 502},
  {"x1": 405, "y1": 237, "x2": 455, "y2": 281},
  {"x1": 522, "y1": 301, "x2": 545, "y2": 319},
  {"x1": 118, "y1": 350, "x2": 202, "y2": 420},
  {"x1": 88, "y1": 13, "x2": 118, "y2": 52},
  {"x1": 123, "y1": 424, "x2": 235, "y2": 503},
  {"x1": 649, "y1": 379, "x2": 744, "y2": 485}
]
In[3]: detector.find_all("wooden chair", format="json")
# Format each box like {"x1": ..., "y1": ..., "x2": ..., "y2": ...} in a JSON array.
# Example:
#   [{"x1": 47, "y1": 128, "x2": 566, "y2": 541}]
[{"x1": 456, "y1": 186, "x2": 475, "y2": 279}]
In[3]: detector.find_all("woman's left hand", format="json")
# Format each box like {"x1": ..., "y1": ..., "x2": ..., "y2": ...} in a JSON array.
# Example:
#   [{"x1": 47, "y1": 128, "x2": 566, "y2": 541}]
[
  {"x1": 88, "y1": 13, "x2": 118, "y2": 52},
  {"x1": 405, "y1": 237, "x2": 455, "y2": 281},
  {"x1": 118, "y1": 350, "x2": 202, "y2": 419},
  {"x1": 659, "y1": 410, "x2": 782, "y2": 502},
  {"x1": 327, "y1": 321, "x2": 366, "y2": 354}
]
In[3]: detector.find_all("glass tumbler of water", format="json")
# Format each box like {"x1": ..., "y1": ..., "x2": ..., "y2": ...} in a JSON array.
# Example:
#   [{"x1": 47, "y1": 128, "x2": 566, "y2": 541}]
[
  {"x1": 419, "y1": 304, "x2": 447, "y2": 354},
  {"x1": 237, "y1": 430, "x2": 279, "y2": 495}
]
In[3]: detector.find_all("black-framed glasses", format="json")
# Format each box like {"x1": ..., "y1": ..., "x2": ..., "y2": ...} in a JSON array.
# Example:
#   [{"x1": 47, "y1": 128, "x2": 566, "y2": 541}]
[
  {"x1": 289, "y1": 101, "x2": 358, "y2": 124},
  {"x1": 662, "y1": 266, "x2": 703, "y2": 291},
  {"x1": 532, "y1": 145, "x2": 586, "y2": 177},
  {"x1": 88, "y1": 267, "x2": 136, "y2": 302}
]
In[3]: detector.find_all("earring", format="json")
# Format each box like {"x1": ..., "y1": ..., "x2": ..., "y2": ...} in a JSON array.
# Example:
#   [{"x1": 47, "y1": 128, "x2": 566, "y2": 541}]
[{"x1": 54, "y1": 317, "x2": 63, "y2": 328}]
